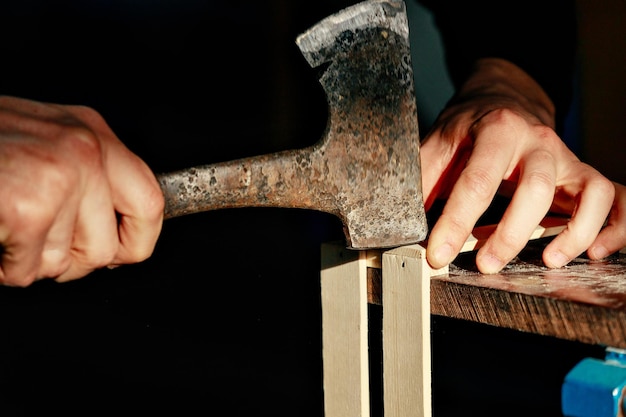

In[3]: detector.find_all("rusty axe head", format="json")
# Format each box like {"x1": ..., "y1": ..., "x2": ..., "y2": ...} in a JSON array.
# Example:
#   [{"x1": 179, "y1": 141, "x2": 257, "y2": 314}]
[
  {"x1": 159, "y1": 0, "x2": 427, "y2": 249},
  {"x1": 294, "y1": 0, "x2": 427, "y2": 247}
]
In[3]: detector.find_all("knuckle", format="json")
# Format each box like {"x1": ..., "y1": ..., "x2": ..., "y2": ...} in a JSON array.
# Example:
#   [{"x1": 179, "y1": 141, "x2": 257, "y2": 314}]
[
  {"x1": 115, "y1": 167, "x2": 164, "y2": 222},
  {"x1": 69, "y1": 105, "x2": 105, "y2": 125},
  {"x1": 3, "y1": 195, "x2": 54, "y2": 237},
  {"x1": 494, "y1": 228, "x2": 526, "y2": 255},
  {"x1": 480, "y1": 108, "x2": 523, "y2": 130},
  {"x1": 592, "y1": 176, "x2": 616, "y2": 201},
  {"x1": 524, "y1": 169, "x2": 555, "y2": 199},
  {"x1": 120, "y1": 234, "x2": 158, "y2": 264},
  {"x1": 92, "y1": 248, "x2": 118, "y2": 270},
  {"x1": 438, "y1": 212, "x2": 474, "y2": 243},
  {"x1": 39, "y1": 160, "x2": 77, "y2": 196},
  {"x1": 459, "y1": 167, "x2": 497, "y2": 202},
  {"x1": 560, "y1": 226, "x2": 594, "y2": 254},
  {"x1": 40, "y1": 250, "x2": 72, "y2": 279},
  {"x1": 480, "y1": 109, "x2": 560, "y2": 142},
  {"x1": 138, "y1": 183, "x2": 166, "y2": 221},
  {"x1": 530, "y1": 123, "x2": 560, "y2": 143},
  {"x1": 74, "y1": 242, "x2": 118, "y2": 271},
  {"x1": 58, "y1": 124, "x2": 102, "y2": 163}
]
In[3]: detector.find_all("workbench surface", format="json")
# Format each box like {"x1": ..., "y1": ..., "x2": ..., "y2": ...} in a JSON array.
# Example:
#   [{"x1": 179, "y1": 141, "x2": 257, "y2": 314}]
[{"x1": 432, "y1": 242, "x2": 626, "y2": 348}]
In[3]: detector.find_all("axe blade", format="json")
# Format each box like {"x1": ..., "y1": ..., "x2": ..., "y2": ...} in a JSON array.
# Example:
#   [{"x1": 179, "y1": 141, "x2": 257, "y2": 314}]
[{"x1": 295, "y1": 0, "x2": 428, "y2": 248}]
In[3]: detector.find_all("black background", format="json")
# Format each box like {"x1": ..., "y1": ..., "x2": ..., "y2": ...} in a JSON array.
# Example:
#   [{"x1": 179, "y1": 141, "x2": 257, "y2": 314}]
[{"x1": 0, "y1": 1, "x2": 603, "y2": 415}]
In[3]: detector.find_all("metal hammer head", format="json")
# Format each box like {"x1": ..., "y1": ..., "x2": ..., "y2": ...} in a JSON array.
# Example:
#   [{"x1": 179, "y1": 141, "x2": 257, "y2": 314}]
[
  {"x1": 159, "y1": 0, "x2": 427, "y2": 249},
  {"x1": 294, "y1": 0, "x2": 427, "y2": 248}
]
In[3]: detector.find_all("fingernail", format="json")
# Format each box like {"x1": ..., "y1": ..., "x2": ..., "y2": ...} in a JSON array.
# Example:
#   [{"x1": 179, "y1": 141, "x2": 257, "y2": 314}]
[
  {"x1": 432, "y1": 243, "x2": 454, "y2": 267},
  {"x1": 590, "y1": 245, "x2": 609, "y2": 260},
  {"x1": 478, "y1": 253, "x2": 505, "y2": 274},
  {"x1": 547, "y1": 251, "x2": 570, "y2": 268}
]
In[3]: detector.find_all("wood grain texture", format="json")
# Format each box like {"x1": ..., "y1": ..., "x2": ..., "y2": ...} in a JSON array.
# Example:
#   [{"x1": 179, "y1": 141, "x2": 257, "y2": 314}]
[
  {"x1": 320, "y1": 241, "x2": 370, "y2": 416},
  {"x1": 432, "y1": 247, "x2": 626, "y2": 348},
  {"x1": 382, "y1": 245, "x2": 433, "y2": 417},
  {"x1": 368, "y1": 217, "x2": 626, "y2": 348}
]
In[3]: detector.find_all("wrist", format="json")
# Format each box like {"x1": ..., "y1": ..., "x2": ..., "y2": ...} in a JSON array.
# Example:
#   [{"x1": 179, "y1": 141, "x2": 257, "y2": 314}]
[{"x1": 453, "y1": 58, "x2": 556, "y2": 128}]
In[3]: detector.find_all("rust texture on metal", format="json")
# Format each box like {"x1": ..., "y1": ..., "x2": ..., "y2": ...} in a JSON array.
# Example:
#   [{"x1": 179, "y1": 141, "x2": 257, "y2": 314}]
[{"x1": 157, "y1": 0, "x2": 427, "y2": 249}]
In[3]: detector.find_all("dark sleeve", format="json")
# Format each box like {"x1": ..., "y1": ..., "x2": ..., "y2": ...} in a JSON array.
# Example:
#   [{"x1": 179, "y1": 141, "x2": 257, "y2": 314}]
[{"x1": 417, "y1": 0, "x2": 578, "y2": 133}]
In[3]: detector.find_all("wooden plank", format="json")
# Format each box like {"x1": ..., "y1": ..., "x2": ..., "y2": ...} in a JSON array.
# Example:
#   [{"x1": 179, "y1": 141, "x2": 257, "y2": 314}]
[
  {"x1": 433, "y1": 215, "x2": 626, "y2": 347},
  {"x1": 382, "y1": 244, "x2": 443, "y2": 417},
  {"x1": 368, "y1": 216, "x2": 626, "y2": 348},
  {"x1": 432, "y1": 248, "x2": 626, "y2": 347},
  {"x1": 320, "y1": 241, "x2": 370, "y2": 417}
]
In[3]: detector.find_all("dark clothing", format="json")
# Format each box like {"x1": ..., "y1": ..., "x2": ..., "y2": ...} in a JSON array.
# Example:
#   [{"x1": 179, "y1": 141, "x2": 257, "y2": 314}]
[
  {"x1": 0, "y1": 0, "x2": 577, "y2": 149},
  {"x1": 420, "y1": 0, "x2": 577, "y2": 133}
]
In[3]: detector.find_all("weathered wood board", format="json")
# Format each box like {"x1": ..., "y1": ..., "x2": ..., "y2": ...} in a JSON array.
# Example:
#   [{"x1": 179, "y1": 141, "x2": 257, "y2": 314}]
[
  {"x1": 435, "y1": 241, "x2": 626, "y2": 348},
  {"x1": 369, "y1": 240, "x2": 626, "y2": 348}
]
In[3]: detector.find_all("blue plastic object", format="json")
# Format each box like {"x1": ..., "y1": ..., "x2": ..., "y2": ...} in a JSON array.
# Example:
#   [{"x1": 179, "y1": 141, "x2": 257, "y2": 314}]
[{"x1": 562, "y1": 347, "x2": 626, "y2": 417}]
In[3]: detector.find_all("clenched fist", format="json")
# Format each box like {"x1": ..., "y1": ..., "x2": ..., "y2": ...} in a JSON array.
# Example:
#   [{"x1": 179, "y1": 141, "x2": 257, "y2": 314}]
[{"x1": 0, "y1": 96, "x2": 164, "y2": 286}]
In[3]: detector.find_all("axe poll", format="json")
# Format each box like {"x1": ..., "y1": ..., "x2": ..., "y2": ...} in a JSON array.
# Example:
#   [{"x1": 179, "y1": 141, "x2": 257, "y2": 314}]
[{"x1": 157, "y1": 0, "x2": 428, "y2": 249}]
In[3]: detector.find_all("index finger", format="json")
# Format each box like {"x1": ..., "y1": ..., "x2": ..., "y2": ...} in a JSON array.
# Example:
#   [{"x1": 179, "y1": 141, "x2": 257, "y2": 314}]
[
  {"x1": 426, "y1": 126, "x2": 515, "y2": 269},
  {"x1": 106, "y1": 141, "x2": 164, "y2": 265}
]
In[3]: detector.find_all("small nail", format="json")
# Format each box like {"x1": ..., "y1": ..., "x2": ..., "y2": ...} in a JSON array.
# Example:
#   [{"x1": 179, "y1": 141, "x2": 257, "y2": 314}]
[{"x1": 547, "y1": 251, "x2": 570, "y2": 268}]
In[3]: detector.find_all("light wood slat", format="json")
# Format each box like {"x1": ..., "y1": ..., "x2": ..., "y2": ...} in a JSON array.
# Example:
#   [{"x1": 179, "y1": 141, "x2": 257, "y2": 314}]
[
  {"x1": 320, "y1": 241, "x2": 370, "y2": 417},
  {"x1": 382, "y1": 244, "x2": 441, "y2": 417}
]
